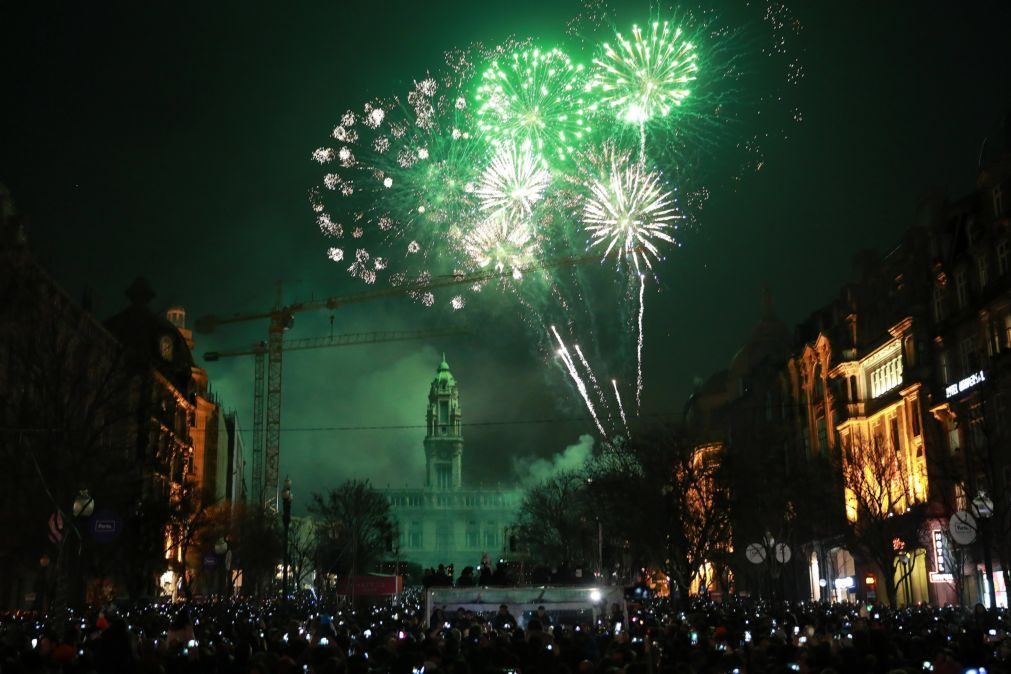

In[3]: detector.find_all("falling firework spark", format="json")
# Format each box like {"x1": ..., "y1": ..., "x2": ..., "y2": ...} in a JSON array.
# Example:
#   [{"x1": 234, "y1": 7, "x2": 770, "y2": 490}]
[
  {"x1": 574, "y1": 343, "x2": 609, "y2": 424},
  {"x1": 636, "y1": 273, "x2": 645, "y2": 411},
  {"x1": 551, "y1": 326, "x2": 606, "y2": 436},
  {"x1": 612, "y1": 379, "x2": 628, "y2": 430},
  {"x1": 583, "y1": 159, "x2": 679, "y2": 270}
]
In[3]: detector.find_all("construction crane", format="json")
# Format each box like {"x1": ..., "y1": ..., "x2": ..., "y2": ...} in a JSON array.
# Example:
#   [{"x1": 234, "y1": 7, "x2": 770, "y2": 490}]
[
  {"x1": 195, "y1": 252, "x2": 597, "y2": 510},
  {"x1": 204, "y1": 329, "x2": 466, "y2": 507}
]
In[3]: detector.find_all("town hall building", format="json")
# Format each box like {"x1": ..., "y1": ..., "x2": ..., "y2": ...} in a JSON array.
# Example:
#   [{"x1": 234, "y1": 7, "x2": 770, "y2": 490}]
[{"x1": 383, "y1": 354, "x2": 523, "y2": 576}]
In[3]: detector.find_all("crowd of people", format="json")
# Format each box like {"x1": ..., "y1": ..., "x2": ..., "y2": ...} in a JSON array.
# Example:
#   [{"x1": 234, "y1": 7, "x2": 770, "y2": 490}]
[{"x1": 1, "y1": 591, "x2": 1010, "y2": 674}]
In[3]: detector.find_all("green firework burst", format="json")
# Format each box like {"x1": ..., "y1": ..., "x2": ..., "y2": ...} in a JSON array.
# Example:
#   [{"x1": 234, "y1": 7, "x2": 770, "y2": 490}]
[
  {"x1": 475, "y1": 47, "x2": 593, "y2": 163},
  {"x1": 592, "y1": 21, "x2": 699, "y2": 126}
]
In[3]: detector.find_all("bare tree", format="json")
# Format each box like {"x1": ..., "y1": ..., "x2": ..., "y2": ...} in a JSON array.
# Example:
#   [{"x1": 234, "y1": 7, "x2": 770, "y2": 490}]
[
  {"x1": 836, "y1": 433, "x2": 923, "y2": 606},
  {"x1": 0, "y1": 252, "x2": 134, "y2": 614},
  {"x1": 310, "y1": 480, "x2": 395, "y2": 591},
  {"x1": 287, "y1": 518, "x2": 317, "y2": 591},
  {"x1": 584, "y1": 426, "x2": 732, "y2": 602},
  {"x1": 513, "y1": 470, "x2": 589, "y2": 567}
]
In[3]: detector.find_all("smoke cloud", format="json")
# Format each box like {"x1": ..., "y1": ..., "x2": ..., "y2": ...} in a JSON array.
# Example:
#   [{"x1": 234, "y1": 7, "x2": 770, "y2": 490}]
[{"x1": 513, "y1": 434, "x2": 594, "y2": 487}]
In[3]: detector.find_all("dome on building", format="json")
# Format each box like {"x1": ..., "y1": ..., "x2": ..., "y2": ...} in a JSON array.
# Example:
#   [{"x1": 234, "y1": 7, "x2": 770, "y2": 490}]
[
  {"x1": 432, "y1": 352, "x2": 456, "y2": 389},
  {"x1": 104, "y1": 277, "x2": 194, "y2": 391},
  {"x1": 727, "y1": 290, "x2": 791, "y2": 398}
]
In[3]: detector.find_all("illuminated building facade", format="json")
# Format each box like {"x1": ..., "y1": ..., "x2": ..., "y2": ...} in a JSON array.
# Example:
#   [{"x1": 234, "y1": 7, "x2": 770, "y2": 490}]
[
  {"x1": 925, "y1": 146, "x2": 1011, "y2": 607},
  {"x1": 383, "y1": 355, "x2": 523, "y2": 577},
  {"x1": 689, "y1": 137, "x2": 1011, "y2": 607}
]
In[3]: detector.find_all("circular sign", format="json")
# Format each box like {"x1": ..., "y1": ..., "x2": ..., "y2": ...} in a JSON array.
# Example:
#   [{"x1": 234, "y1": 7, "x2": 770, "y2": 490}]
[
  {"x1": 775, "y1": 543, "x2": 792, "y2": 564},
  {"x1": 745, "y1": 543, "x2": 767, "y2": 564},
  {"x1": 950, "y1": 511, "x2": 977, "y2": 545}
]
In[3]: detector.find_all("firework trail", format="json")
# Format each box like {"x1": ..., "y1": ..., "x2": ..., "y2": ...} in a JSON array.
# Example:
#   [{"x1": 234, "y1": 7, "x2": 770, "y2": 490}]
[
  {"x1": 636, "y1": 273, "x2": 645, "y2": 411},
  {"x1": 575, "y1": 343, "x2": 611, "y2": 426},
  {"x1": 311, "y1": 2, "x2": 806, "y2": 437},
  {"x1": 612, "y1": 379, "x2": 628, "y2": 431},
  {"x1": 551, "y1": 325, "x2": 606, "y2": 436}
]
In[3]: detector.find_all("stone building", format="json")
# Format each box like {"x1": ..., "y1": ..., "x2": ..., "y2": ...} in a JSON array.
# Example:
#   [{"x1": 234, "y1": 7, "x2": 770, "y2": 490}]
[{"x1": 383, "y1": 355, "x2": 523, "y2": 577}]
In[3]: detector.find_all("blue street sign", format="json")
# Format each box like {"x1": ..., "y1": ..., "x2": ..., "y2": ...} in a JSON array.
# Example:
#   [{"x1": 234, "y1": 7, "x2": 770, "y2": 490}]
[{"x1": 90, "y1": 511, "x2": 122, "y2": 544}]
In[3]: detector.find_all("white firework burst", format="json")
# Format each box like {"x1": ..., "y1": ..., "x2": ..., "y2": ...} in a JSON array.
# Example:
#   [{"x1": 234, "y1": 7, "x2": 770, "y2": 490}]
[
  {"x1": 461, "y1": 211, "x2": 537, "y2": 279},
  {"x1": 475, "y1": 144, "x2": 551, "y2": 219},
  {"x1": 582, "y1": 160, "x2": 679, "y2": 270}
]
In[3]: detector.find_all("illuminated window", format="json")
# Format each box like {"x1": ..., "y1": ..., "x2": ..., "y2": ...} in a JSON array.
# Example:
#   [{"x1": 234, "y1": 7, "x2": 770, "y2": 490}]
[
  {"x1": 870, "y1": 354, "x2": 903, "y2": 398},
  {"x1": 955, "y1": 268, "x2": 969, "y2": 309},
  {"x1": 999, "y1": 239, "x2": 1010, "y2": 276}
]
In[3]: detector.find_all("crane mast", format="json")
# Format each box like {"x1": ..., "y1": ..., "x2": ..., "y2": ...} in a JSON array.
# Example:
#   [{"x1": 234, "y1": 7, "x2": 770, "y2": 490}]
[{"x1": 197, "y1": 252, "x2": 596, "y2": 509}]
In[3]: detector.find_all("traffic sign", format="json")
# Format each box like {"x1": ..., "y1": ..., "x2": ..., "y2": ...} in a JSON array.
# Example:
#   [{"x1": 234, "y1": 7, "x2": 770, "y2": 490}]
[
  {"x1": 950, "y1": 511, "x2": 977, "y2": 545},
  {"x1": 745, "y1": 543, "x2": 767, "y2": 564},
  {"x1": 90, "y1": 511, "x2": 122, "y2": 544}
]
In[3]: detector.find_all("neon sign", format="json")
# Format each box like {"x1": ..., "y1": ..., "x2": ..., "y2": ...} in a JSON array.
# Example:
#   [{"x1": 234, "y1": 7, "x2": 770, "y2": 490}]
[{"x1": 946, "y1": 370, "x2": 985, "y2": 398}]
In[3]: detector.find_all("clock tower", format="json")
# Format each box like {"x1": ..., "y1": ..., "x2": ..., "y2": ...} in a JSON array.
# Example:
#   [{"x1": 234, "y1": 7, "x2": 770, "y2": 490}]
[{"x1": 424, "y1": 353, "x2": 463, "y2": 489}]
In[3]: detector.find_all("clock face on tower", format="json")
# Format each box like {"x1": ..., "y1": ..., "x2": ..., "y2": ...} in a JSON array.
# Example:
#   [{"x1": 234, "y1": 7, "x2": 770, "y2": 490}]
[{"x1": 159, "y1": 334, "x2": 174, "y2": 361}]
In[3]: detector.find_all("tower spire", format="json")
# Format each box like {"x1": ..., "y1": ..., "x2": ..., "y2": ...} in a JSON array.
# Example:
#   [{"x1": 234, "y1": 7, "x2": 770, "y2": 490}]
[{"x1": 425, "y1": 352, "x2": 462, "y2": 490}]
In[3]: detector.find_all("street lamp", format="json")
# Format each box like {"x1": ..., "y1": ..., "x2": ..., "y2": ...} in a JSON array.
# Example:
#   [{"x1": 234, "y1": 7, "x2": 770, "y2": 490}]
[
  {"x1": 214, "y1": 537, "x2": 230, "y2": 597},
  {"x1": 282, "y1": 477, "x2": 292, "y2": 602},
  {"x1": 73, "y1": 489, "x2": 95, "y2": 518}
]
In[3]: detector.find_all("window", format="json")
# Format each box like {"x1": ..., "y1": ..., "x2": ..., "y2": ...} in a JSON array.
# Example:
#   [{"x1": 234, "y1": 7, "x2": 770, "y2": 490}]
[
  {"x1": 870, "y1": 354, "x2": 903, "y2": 398},
  {"x1": 959, "y1": 337, "x2": 975, "y2": 375},
  {"x1": 910, "y1": 399, "x2": 921, "y2": 437},
  {"x1": 816, "y1": 416, "x2": 828, "y2": 452},
  {"x1": 436, "y1": 522, "x2": 453, "y2": 551},
  {"x1": 999, "y1": 239, "x2": 1010, "y2": 276},
  {"x1": 979, "y1": 254, "x2": 990, "y2": 288},
  {"x1": 466, "y1": 522, "x2": 479, "y2": 548},
  {"x1": 890, "y1": 416, "x2": 900, "y2": 453},
  {"x1": 439, "y1": 400, "x2": 449, "y2": 427},
  {"x1": 409, "y1": 522, "x2": 423, "y2": 549},
  {"x1": 483, "y1": 523, "x2": 498, "y2": 548},
  {"x1": 955, "y1": 268, "x2": 969, "y2": 309},
  {"x1": 994, "y1": 183, "x2": 1004, "y2": 217},
  {"x1": 436, "y1": 463, "x2": 453, "y2": 489},
  {"x1": 932, "y1": 285, "x2": 945, "y2": 322},
  {"x1": 940, "y1": 351, "x2": 951, "y2": 383}
]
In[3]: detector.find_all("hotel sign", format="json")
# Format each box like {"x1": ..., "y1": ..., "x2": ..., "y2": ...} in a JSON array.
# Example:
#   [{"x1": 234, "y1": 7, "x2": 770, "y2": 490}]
[{"x1": 946, "y1": 370, "x2": 985, "y2": 398}]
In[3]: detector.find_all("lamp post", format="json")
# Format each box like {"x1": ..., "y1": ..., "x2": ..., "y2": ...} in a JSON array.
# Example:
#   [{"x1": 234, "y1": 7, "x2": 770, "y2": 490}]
[
  {"x1": 214, "y1": 537, "x2": 229, "y2": 597},
  {"x1": 52, "y1": 489, "x2": 95, "y2": 632},
  {"x1": 282, "y1": 477, "x2": 292, "y2": 603},
  {"x1": 974, "y1": 493, "x2": 997, "y2": 609}
]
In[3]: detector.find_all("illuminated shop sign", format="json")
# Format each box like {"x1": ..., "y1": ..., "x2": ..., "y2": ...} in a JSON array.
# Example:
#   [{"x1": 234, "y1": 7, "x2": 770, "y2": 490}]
[
  {"x1": 946, "y1": 370, "x2": 985, "y2": 398},
  {"x1": 930, "y1": 529, "x2": 954, "y2": 584}
]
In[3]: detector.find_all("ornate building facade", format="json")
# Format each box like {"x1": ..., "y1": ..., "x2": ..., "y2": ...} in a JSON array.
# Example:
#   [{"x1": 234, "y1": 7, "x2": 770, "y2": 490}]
[{"x1": 383, "y1": 355, "x2": 523, "y2": 576}]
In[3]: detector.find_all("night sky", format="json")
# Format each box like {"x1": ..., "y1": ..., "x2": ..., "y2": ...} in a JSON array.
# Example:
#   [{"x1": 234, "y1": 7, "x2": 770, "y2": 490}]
[{"x1": 3, "y1": 2, "x2": 1011, "y2": 511}]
